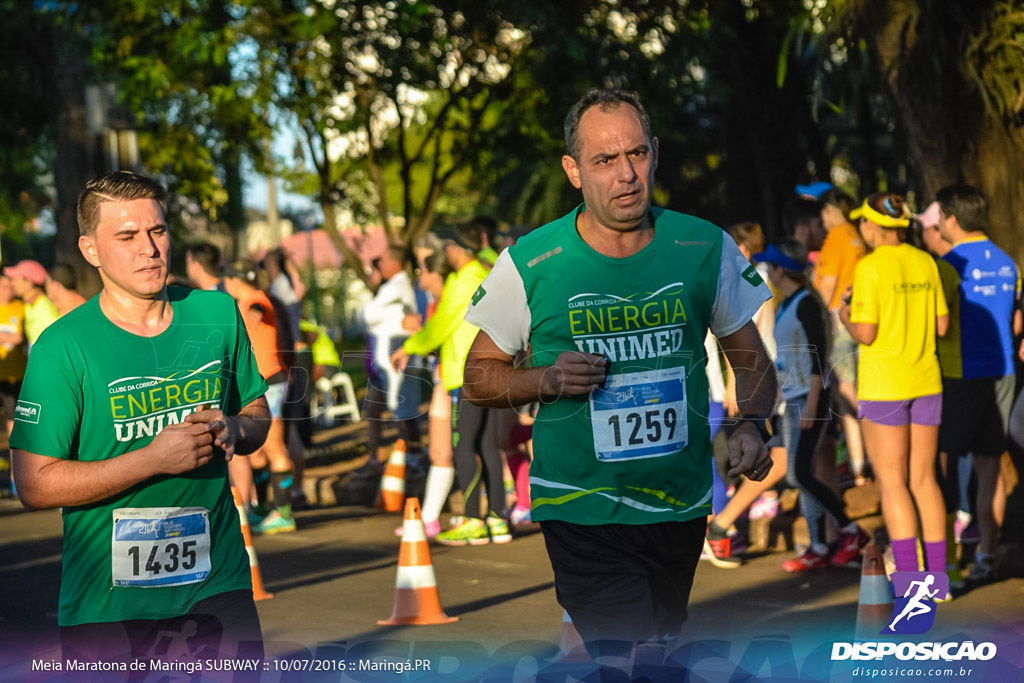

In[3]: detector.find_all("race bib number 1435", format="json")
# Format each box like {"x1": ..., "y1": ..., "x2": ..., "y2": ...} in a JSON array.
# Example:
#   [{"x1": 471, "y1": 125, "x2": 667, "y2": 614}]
[
  {"x1": 111, "y1": 507, "x2": 211, "y2": 588},
  {"x1": 590, "y1": 367, "x2": 688, "y2": 462}
]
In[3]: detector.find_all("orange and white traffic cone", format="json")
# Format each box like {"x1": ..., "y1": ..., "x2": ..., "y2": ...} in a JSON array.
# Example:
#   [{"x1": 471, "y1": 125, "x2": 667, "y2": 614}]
[
  {"x1": 855, "y1": 544, "x2": 892, "y2": 639},
  {"x1": 377, "y1": 439, "x2": 407, "y2": 513},
  {"x1": 378, "y1": 497, "x2": 458, "y2": 625},
  {"x1": 231, "y1": 486, "x2": 274, "y2": 601}
]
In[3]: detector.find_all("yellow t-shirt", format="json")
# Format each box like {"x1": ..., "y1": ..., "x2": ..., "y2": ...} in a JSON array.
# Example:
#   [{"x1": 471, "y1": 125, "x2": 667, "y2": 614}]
[
  {"x1": 850, "y1": 243, "x2": 948, "y2": 401},
  {"x1": 815, "y1": 221, "x2": 866, "y2": 310},
  {"x1": 0, "y1": 300, "x2": 28, "y2": 383}
]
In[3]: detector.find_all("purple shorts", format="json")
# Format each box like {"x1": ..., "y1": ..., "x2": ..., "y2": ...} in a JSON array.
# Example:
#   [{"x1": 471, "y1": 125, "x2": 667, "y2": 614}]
[{"x1": 858, "y1": 393, "x2": 942, "y2": 427}]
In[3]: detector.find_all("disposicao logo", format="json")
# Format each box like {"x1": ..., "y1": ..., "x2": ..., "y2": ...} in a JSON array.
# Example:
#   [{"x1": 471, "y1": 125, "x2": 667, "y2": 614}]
[
  {"x1": 832, "y1": 571, "x2": 998, "y2": 663},
  {"x1": 883, "y1": 571, "x2": 949, "y2": 635}
]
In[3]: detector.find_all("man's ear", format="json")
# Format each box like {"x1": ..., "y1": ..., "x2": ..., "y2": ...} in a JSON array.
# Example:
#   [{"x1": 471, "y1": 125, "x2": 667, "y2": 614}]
[
  {"x1": 651, "y1": 136, "x2": 659, "y2": 173},
  {"x1": 79, "y1": 234, "x2": 100, "y2": 268},
  {"x1": 562, "y1": 155, "x2": 582, "y2": 190}
]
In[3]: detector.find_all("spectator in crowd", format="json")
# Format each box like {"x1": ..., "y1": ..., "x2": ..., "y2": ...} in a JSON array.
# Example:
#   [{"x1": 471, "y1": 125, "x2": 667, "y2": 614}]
[
  {"x1": 815, "y1": 189, "x2": 869, "y2": 486},
  {"x1": 920, "y1": 198, "x2": 974, "y2": 586},
  {"x1": 223, "y1": 261, "x2": 298, "y2": 535},
  {"x1": 840, "y1": 192, "x2": 948, "y2": 576},
  {"x1": 45, "y1": 264, "x2": 87, "y2": 316},
  {"x1": 264, "y1": 248, "x2": 305, "y2": 346},
  {"x1": 4, "y1": 260, "x2": 59, "y2": 349},
  {"x1": 363, "y1": 245, "x2": 422, "y2": 464},
  {"x1": 0, "y1": 276, "x2": 27, "y2": 468},
  {"x1": 396, "y1": 249, "x2": 456, "y2": 538},
  {"x1": 759, "y1": 240, "x2": 869, "y2": 572},
  {"x1": 783, "y1": 198, "x2": 827, "y2": 257},
  {"x1": 185, "y1": 242, "x2": 225, "y2": 292},
  {"x1": 934, "y1": 184, "x2": 1020, "y2": 584},
  {"x1": 392, "y1": 224, "x2": 508, "y2": 546}
]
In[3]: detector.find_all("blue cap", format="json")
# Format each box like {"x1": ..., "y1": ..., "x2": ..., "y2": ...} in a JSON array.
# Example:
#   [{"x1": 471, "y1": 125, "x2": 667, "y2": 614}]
[
  {"x1": 753, "y1": 244, "x2": 807, "y2": 272},
  {"x1": 795, "y1": 182, "x2": 833, "y2": 199}
]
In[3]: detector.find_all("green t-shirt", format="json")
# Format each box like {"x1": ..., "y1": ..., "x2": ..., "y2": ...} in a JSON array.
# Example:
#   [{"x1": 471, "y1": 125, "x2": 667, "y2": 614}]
[
  {"x1": 9, "y1": 287, "x2": 267, "y2": 626},
  {"x1": 465, "y1": 206, "x2": 770, "y2": 525}
]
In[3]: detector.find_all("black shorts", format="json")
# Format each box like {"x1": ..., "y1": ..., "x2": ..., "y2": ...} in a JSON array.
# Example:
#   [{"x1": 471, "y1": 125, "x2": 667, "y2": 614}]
[
  {"x1": 540, "y1": 517, "x2": 705, "y2": 650},
  {"x1": 940, "y1": 375, "x2": 1015, "y2": 457},
  {"x1": 0, "y1": 381, "x2": 21, "y2": 420},
  {"x1": 60, "y1": 589, "x2": 263, "y2": 680}
]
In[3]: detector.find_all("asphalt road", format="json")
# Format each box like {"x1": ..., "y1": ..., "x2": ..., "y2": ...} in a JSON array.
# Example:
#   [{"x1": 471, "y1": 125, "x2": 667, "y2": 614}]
[{"x1": 2, "y1": 492, "x2": 1023, "y2": 682}]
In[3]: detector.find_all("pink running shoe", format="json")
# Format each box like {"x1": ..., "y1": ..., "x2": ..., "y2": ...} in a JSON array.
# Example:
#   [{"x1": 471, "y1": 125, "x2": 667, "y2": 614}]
[
  {"x1": 394, "y1": 519, "x2": 442, "y2": 538},
  {"x1": 749, "y1": 494, "x2": 780, "y2": 521}
]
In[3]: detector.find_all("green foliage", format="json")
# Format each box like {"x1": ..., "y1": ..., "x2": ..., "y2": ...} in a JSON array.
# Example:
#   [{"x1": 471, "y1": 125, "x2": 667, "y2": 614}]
[
  {"x1": 90, "y1": 0, "x2": 270, "y2": 224},
  {"x1": 0, "y1": 0, "x2": 57, "y2": 240},
  {"x1": 5, "y1": 0, "x2": 1024, "y2": 260},
  {"x1": 964, "y1": 0, "x2": 1024, "y2": 123}
]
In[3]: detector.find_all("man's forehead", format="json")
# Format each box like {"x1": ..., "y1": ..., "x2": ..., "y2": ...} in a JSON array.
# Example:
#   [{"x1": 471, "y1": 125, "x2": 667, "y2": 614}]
[
  {"x1": 578, "y1": 104, "x2": 647, "y2": 147},
  {"x1": 97, "y1": 198, "x2": 165, "y2": 227}
]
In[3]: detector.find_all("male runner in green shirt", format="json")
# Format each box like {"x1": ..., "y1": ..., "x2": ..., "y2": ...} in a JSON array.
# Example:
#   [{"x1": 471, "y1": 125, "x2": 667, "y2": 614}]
[
  {"x1": 463, "y1": 89, "x2": 778, "y2": 651},
  {"x1": 11, "y1": 171, "x2": 271, "y2": 669}
]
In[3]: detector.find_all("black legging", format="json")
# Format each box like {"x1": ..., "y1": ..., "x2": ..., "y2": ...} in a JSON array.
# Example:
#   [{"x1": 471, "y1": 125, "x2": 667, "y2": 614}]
[
  {"x1": 792, "y1": 389, "x2": 851, "y2": 543},
  {"x1": 452, "y1": 392, "x2": 505, "y2": 520}
]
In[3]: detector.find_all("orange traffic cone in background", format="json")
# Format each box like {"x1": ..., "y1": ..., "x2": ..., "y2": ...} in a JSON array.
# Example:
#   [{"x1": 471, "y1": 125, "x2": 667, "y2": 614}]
[
  {"x1": 855, "y1": 544, "x2": 892, "y2": 639},
  {"x1": 231, "y1": 486, "x2": 274, "y2": 601},
  {"x1": 378, "y1": 439, "x2": 407, "y2": 513},
  {"x1": 379, "y1": 497, "x2": 458, "y2": 625}
]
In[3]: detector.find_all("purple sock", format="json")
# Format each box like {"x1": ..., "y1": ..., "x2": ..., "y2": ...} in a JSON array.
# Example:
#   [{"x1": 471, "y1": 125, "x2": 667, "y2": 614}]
[
  {"x1": 891, "y1": 537, "x2": 919, "y2": 572},
  {"x1": 924, "y1": 540, "x2": 946, "y2": 573}
]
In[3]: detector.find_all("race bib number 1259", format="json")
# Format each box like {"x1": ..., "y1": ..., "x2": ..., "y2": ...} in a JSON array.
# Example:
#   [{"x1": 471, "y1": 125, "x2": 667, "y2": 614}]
[
  {"x1": 590, "y1": 367, "x2": 688, "y2": 462},
  {"x1": 111, "y1": 507, "x2": 211, "y2": 588}
]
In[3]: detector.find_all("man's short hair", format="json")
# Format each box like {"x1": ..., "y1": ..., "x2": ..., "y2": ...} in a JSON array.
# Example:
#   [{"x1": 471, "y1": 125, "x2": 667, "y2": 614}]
[
  {"x1": 564, "y1": 88, "x2": 652, "y2": 160},
  {"x1": 77, "y1": 171, "x2": 166, "y2": 236},
  {"x1": 48, "y1": 263, "x2": 78, "y2": 291},
  {"x1": 422, "y1": 251, "x2": 454, "y2": 281},
  {"x1": 386, "y1": 244, "x2": 410, "y2": 266},
  {"x1": 725, "y1": 222, "x2": 766, "y2": 255},
  {"x1": 936, "y1": 184, "x2": 988, "y2": 234},
  {"x1": 782, "y1": 198, "x2": 824, "y2": 237},
  {"x1": 452, "y1": 222, "x2": 484, "y2": 253},
  {"x1": 820, "y1": 188, "x2": 857, "y2": 220},
  {"x1": 186, "y1": 242, "x2": 222, "y2": 278},
  {"x1": 467, "y1": 215, "x2": 498, "y2": 244},
  {"x1": 223, "y1": 259, "x2": 258, "y2": 285}
]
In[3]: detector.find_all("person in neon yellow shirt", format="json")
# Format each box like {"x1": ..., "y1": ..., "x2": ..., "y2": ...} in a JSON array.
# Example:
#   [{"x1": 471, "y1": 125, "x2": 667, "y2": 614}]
[
  {"x1": 4, "y1": 260, "x2": 59, "y2": 349},
  {"x1": 391, "y1": 224, "x2": 510, "y2": 545},
  {"x1": 839, "y1": 192, "x2": 949, "y2": 578}
]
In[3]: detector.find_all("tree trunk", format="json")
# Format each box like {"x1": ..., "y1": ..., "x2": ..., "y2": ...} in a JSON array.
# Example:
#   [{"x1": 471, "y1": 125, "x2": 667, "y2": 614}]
[
  {"x1": 966, "y1": 121, "x2": 1024, "y2": 264},
  {"x1": 52, "y1": 24, "x2": 102, "y2": 297},
  {"x1": 319, "y1": 199, "x2": 370, "y2": 286},
  {"x1": 858, "y1": 1, "x2": 1024, "y2": 258}
]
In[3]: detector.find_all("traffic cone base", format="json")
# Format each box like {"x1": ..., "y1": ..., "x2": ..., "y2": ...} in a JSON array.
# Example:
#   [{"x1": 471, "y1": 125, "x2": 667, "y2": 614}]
[
  {"x1": 379, "y1": 439, "x2": 407, "y2": 513},
  {"x1": 379, "y1": 498, "x2": 458, "y2": 625},
  {"x1": 855, "y1": 544, "x2": 891, "y2": 639},
  {"x1": 232, "y1": 486, "x2": 274, "y2": 601}
]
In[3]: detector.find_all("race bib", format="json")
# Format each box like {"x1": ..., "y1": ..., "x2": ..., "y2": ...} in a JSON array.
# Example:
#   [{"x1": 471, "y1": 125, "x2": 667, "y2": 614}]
[
  {"x1": 590, "y1": 367, "x2": 688, "y2": 462},
  {"x1": 111, "y1": 508, "x2": 211, "y2": 588}
]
